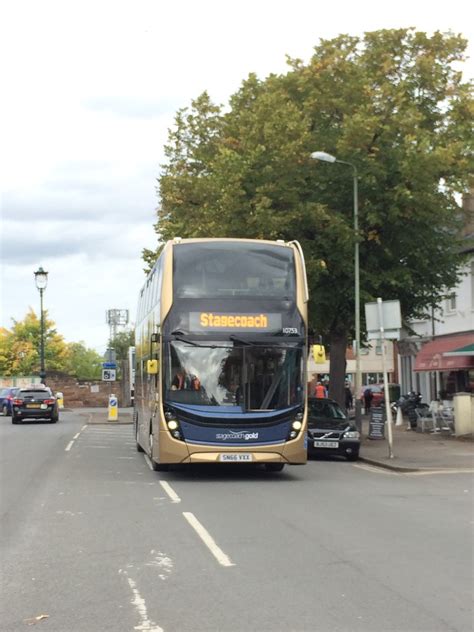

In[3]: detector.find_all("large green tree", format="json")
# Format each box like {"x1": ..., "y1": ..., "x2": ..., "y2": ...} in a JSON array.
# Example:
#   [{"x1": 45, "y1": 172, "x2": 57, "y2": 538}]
[
  {"x1": 0, "y1": 309, "x2": 70, "y2": 376},
  {"x1": 0, "y1": 311, "x2": 104, "y2": 381},
  {"x1": 145, "y1": 29, "x2": 473, "y2": 405}
]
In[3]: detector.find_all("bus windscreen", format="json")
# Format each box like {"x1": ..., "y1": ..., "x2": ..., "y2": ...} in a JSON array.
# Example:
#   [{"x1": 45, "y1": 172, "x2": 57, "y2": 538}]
[{"x1": 164, "y1": 340, "x2": 303, "y2": 411}]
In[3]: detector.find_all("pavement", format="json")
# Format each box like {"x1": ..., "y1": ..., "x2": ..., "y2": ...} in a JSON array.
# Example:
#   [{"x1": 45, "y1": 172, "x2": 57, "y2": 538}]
[
  {"x1": 65, "y1": 408, "x2": 473, "y2": 473},
  {"x1": 359, "y1": 415, "x2": 474, "y2": 472},
  {"x1": 66, "y1": 406, "x2": 134, "y2": 425}
]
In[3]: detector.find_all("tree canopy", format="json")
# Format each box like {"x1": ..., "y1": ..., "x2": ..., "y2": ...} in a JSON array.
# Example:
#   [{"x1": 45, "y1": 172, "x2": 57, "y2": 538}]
[
  {"x1": 145, "y1": 28, "x2": 474, "y2": 404},
  {"x1": 0, "y1": 310, "x2": 103, "y2": 380}
]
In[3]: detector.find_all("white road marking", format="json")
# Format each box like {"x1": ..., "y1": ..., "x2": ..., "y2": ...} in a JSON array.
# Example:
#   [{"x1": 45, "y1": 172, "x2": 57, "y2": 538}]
[
  {"x1": 183, "y1": 512, "x2": 235, "y2": 567},
  {"x1": 66, "y1": 425, "x2": 88, "y2": 451},
  {"x1": 159, "y1": 481, "x2": 181, "y2": 503},
  {"x1": 352, "y1": 463, "x2": 397, "y2": 475},
  {"x1": 120, "y1": 572, "x2": 163, "y2": 632}
]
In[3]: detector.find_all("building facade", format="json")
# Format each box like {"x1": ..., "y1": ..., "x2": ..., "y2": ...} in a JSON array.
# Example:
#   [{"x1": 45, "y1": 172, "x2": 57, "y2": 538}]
[{"x1": 397, "y1": 191, "x2": 474, "y2": 403}]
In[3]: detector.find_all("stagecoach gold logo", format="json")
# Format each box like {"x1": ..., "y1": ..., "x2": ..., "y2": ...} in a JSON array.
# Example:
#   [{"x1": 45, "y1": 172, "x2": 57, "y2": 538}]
[{"x1": 190, "y1": 312, "x2": 282, "y2": 332}]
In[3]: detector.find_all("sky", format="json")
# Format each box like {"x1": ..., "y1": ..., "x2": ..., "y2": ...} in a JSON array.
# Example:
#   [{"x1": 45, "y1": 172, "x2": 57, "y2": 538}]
[{"x1": 1, "y1": 0, "x2": 473, "y2": 354}]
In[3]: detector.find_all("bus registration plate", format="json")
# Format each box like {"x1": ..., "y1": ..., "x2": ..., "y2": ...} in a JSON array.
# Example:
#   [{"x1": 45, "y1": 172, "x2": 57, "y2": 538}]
[{"x1": 220, "y1": 453, "x2": 252, "y2": 462}]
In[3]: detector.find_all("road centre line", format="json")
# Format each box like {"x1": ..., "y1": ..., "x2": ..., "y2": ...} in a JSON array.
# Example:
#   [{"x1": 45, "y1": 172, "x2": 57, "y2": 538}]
[
  {"x1": 159, "y1": 481, "x2": 181, "y2": 503},
  {"x1": 65, "y1": 425, "x2": 87, "y2": 452},
  {"x1": 183, "y1": 512, "x2": 235, "y2": 567}
]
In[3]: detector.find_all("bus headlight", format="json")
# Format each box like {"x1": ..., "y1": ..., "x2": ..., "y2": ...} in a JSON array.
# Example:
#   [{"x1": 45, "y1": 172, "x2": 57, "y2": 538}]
[
  {"x1": 292, "y1": 420, "x2": 303, "y2": 431},
  {"x1": 289, "y1": 430, "x2": 298, "y2": 439},
  {"x1": 167, "y1": 419, "x2": 179, "y2": 431}
]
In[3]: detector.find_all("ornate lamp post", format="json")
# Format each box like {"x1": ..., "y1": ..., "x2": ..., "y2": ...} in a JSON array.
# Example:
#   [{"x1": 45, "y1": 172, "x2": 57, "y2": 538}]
[
  {"x1": 310, "y1": 151, "x2": 362, "y2": 430},
  {"x1": 34, "y1": 267, "x2": 49, "y2": 383}
]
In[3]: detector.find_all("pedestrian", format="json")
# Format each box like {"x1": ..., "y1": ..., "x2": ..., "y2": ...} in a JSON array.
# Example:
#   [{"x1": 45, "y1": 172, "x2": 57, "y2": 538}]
[
  {"x1": 363, "y1": 387, "x2": 373, "y2": 413},
  {"x1": 345, "y1": 383, "x2": 353, "y2": 409},
  {"x1": 314, "y1": 381, "x2": 327, "y2": 398}
]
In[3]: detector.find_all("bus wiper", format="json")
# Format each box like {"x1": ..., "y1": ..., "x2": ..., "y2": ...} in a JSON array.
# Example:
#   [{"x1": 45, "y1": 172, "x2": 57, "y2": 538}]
[
  {"x1": 171, "y1": 332, "x2": 218, "y2": 349},
  {"x1": 229, "y1": 335, "x2": 256, "y2": 346}
]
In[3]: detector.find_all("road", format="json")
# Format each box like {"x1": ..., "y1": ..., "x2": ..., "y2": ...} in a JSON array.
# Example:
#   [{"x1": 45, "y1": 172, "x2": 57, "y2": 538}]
[{"x1": 1, "y1": 410, "x2": 472, "y2": 632}]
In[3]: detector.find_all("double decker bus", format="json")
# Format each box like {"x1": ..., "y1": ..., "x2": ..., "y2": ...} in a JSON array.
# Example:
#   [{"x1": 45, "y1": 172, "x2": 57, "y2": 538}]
[{"x1": 134, "y1": 238, "x2": 308, "y2": 472}]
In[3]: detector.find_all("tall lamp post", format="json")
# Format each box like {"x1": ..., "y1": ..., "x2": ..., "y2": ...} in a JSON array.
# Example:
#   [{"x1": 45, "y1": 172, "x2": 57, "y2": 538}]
[
  {"x1": 310, "y1": 151, "x2": 362, "y2": 430},
  {"x1": 34, "y1": 266, "x2": 49, "y2": 384}
]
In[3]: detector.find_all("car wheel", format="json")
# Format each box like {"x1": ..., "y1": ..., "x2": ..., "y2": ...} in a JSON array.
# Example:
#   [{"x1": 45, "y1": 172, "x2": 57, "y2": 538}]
[
  {"x1": 2, "y1": 404, "x2": 8, "y2": 416},
  {"x1": 347, "y1": 452, "x2": 359, "y2": 461},
  {"x1": 265, "y1": 463, "x2": 285, "y2": 472},
  {"x1": 12, "y1": 415, "x2": 21, "y2": 424}
]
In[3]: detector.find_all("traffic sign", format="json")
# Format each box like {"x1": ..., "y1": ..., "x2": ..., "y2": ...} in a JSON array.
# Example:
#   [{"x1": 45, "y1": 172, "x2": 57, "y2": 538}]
[
  {"x1": 102, "y1": 362, "x2": 117, "y2": 369},
  {"x1": 102, "y1": 369, "x2": 116, "y2": 381}
]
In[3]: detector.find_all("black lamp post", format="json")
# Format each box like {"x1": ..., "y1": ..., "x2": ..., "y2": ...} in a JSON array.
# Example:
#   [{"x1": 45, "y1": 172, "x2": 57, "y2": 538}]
[{"x1": 34, "y1": 266, "x2": 48, "y2": 383}]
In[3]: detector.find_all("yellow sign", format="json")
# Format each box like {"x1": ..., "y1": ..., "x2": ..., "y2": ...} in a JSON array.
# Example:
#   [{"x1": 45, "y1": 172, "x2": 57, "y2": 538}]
[
  {"x1": 147, "y1": 359, "x2": 159, "y2": 374},
  {"x1": 312, "y1": 344, "x2": 326, "y2": 364}
]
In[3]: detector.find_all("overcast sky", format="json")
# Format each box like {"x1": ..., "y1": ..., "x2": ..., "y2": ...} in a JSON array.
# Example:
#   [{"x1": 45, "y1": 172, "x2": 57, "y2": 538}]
[{"x1": 1, "y1": 0, "x2": 473, "y2": 353}]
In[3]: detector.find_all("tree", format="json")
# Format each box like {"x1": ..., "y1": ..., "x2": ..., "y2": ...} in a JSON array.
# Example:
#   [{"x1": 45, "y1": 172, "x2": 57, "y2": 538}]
[
  {"x1": 64, "y1": 342, "x2": 103, "y2": 380},
  {"x1": 109, "y1": 329, "x2": 135, "y2": 362},
  {"x1": 147, "y1": 29, "x2": 474, "y2": 406},
  {"x1": 0, "y1": 309, "x2": 69, "y2": 377}
]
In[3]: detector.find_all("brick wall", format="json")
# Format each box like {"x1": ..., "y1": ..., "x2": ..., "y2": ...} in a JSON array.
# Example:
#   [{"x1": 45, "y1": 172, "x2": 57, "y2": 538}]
[
  {"x1": 46, "y1": 372, "x2": 124, "y2": 407},
  {"x1": 1, "y1": 373, "x2": 124, "y2": 408}
]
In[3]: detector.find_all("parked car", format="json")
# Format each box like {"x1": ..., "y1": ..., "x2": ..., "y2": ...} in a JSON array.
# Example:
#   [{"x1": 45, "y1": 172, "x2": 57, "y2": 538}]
[
  {"x1": 0, "y1": 387, "x2": 20, "y2": 416},
  {"x1": 307, "y1": 397, "x2": 360, "y2": 461},
  {"x1": 359, "y1": 384, "x2": 401, "y2": 408},
  {"x1": 11, "y1": 386, "x2": 59, "y2": 424}
]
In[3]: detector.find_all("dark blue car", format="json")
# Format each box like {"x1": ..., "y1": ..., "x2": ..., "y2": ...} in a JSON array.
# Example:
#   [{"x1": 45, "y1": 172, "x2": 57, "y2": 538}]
[{"x1": 1, "y1": 387, "x2": 20, "y2": 416}]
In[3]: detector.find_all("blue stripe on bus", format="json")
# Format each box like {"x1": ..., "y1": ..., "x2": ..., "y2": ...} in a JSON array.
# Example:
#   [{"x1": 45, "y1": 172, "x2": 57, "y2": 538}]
[
  {"x1": 178, "y1": 419, "x2": 291, "y2": 444},
  {"x1": 170, "y1": 403, "x2": 298, "y2": 421}
]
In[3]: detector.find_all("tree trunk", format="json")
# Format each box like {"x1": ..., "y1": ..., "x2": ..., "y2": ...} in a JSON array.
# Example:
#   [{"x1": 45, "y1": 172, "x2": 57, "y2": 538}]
[{"x1": 328, "y1": 331, "x2": 347, "y2": 408}]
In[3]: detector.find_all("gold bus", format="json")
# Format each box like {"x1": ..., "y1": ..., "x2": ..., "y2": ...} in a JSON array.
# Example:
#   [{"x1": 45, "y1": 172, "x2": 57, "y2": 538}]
[{"x1": 134, "y1": 238, "x2": 308, "y2": 471}]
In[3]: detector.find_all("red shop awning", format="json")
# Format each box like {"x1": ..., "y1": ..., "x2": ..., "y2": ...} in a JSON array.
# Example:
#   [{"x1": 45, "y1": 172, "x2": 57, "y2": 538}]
[{"x1": 414, "y1": 332, "x2": 474, "y2": 372}]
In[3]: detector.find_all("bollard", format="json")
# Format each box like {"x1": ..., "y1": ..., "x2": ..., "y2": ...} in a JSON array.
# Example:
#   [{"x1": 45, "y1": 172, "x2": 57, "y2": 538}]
[
  {"x1": 108, "y1": 394, "x2": 118, "y2": 421},
  {"x1": 56, "y1": 392, "x2": 64, "y2": 409}
]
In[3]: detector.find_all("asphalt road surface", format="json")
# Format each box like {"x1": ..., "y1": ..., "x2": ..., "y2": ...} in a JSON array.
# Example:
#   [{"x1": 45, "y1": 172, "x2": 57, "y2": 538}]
[{"x1": 1, "y1": 410, "x2": 472, "y2": 632}]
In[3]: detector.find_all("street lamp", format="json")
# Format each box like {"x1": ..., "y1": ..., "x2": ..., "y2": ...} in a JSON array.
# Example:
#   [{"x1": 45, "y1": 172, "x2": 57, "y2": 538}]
[
  {"x1": 310, "y1": 151, "x2": 362, "y2": 430},
  {"x1": 34, "y1": 266, "x2": 49, "y2": 384}
]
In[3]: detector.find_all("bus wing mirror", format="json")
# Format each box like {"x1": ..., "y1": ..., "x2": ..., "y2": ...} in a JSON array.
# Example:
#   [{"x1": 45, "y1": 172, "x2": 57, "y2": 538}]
[{"x1": 147, "y1": 359, "x2": 159, "y2": 374}]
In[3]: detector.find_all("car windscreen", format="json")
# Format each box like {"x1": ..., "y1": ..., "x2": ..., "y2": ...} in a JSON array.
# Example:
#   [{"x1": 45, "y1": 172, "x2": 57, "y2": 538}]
[
  {"x1": 308, "y1": 400, "x2": 347, "y2": 419},
  {"x1": 18, "y1": 390, "x2": 52, "y2": 400},
  {"x1": 0, "y1": 389, "x2": 9, "y2": 397}
]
